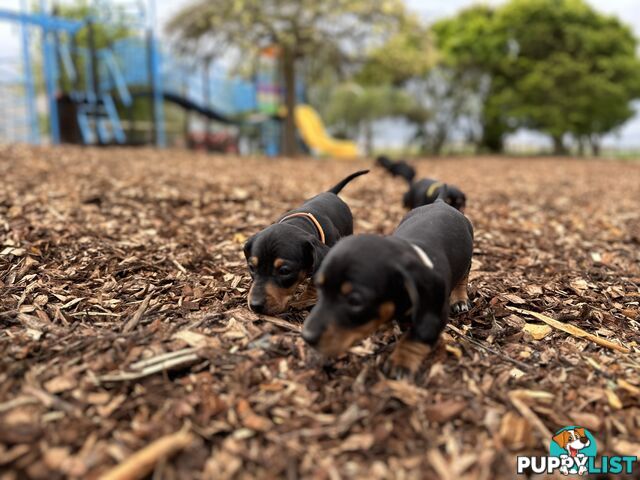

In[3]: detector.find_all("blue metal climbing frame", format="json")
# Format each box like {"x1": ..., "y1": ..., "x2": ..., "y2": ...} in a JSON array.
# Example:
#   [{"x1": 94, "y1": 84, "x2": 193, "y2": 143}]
[{"x1": 0, "y1": 0, "x2": 274, "y2": 150}]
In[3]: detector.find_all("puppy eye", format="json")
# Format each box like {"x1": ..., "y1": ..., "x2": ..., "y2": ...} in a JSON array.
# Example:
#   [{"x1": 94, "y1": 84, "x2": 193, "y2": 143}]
[
  {"x1": 278, "y1": 266, "x2": 292, "y2": 276},
  {"x1": 346, "y1": 292, "x2": 364, "y2": 308}
]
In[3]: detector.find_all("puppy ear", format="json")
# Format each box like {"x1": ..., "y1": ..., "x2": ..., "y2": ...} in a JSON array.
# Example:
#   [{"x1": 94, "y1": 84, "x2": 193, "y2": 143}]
[
  {"x1": 304, "y1": 237, "x2": 329, "y2": 274},
  {"x1": 243, "y1": 235, "x2": 255, "y2": 260},
  {"x1": 395, "y1": 264, "x2": 448, "y2": 343},
  {"x1": 396, "y1": 265, "x2": 420, "y2": 323},
  {"x1": 552, "y1": 430, "x2": 570, "y2": 449}
]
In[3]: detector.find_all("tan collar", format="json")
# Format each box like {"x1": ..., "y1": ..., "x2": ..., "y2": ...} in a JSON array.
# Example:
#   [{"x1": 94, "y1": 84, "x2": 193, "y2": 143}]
[
  {"x1": 426, "y1": 181, "x2": 443, "y2": 198},
  {"x1": 278, "y1": 212, "x2": 326, "y2": 244}
]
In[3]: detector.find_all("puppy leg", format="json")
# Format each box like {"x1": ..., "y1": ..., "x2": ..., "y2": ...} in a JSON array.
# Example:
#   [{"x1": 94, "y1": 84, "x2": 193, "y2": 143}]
[
  {"x1": 450, "y1": 273, "x2": 470, "y2": 314},
  {"x1": 384, "y1": 335, "x2": 433, "y2": 380},
  {"x1": 383, "y1": 311, "x2": 444, "y2": 380}
]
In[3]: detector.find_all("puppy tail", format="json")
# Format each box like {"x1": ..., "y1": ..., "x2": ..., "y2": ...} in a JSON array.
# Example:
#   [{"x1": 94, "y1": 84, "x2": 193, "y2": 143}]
[
  {"x1": 328, "y1": 169, "x2": 369, "y2": 194},
  {"x1": 376, "y1": 156, "x2": 415, "y2": 184}
]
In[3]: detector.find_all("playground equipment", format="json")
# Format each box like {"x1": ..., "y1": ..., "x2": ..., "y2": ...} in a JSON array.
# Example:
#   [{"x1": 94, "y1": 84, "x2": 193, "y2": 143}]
[
  {"x1": 0, "y1": 1, "x2": 359, "y2": 157},
  {"x1": 295, "y1": 105, "x2": 359, "y2": 159},
  {"x1": 0, "y1": 0, "x2": 258, "y2": 149},
  {"x1": 0, "y1": 0, "x2": 164, "y2": 146}
]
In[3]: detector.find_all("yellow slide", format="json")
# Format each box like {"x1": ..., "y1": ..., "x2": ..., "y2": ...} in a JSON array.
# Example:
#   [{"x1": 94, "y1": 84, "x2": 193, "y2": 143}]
[{"x1": 294, "y1": 104, "x2": 359, "y2": 159}]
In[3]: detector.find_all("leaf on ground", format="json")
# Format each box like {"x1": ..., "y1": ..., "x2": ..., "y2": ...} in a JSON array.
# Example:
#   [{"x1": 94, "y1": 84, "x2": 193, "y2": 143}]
[{"x1": 523, "y1": 323, "x2": 553, "y2": 340}]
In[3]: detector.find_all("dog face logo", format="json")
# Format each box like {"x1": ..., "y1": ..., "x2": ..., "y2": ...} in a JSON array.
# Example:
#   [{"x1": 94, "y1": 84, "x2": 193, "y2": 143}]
[
  {"x1": 550, "y1": 426, "x2": 597, "y2": 476},
  {"x1": 553, "y1": 428, "x2": 590, "y2": 457}
]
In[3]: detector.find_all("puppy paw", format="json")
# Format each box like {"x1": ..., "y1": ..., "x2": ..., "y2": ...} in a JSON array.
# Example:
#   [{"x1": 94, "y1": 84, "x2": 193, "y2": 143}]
[
  {"x1": 450, "y1": 300, "x2": 471, "y2": 315},
  {"x1": 382, "y1": 338, "x2": 430, "y2": 381},
  {"x1": 305, "y1": 348, "x2": 329, "y2": 368},
  {"x1": 381, "y1": 360, "x2": 414, "y2": 381}
]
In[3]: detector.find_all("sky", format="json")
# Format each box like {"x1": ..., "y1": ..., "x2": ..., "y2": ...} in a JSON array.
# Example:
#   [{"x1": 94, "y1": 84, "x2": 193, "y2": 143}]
[{"x1": 1, "y1": 0, "x2": 639, "y2": 148}]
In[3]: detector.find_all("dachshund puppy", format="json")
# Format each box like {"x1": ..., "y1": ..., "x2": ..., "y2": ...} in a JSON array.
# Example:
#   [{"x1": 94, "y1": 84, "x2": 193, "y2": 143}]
[
  {"x1": 377, "y1": 155, "x2": 466, "y2": 212},
  {"x1": 403, "y1": 179, "x2": 466, "y2": 212},
  {"x1": 376, "y1": 155, "x2": 416, "y2": 183},
  {"x1": 244, "y1": 170, "x2": 368, "y2": 315},
  {"x1": 302, "y1": 195, "x2": 473, "y2": 378}
]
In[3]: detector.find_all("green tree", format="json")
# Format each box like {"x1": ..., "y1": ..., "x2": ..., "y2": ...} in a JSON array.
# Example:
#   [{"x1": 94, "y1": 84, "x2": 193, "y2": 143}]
[
  {"x1": 433, "y1": 5, "x2": 513, "y2": 153},
  {"x1": 404, "y1": 67, "x2": 483, "y2": 155},
  {"x1": 496, "y1": 0, "x2": 640, "y2": 154},
  {"x1": 324, "y1": 83, "x2": 411, "y2": 155},
  {"x1": 167, "y1": 0, "x2": 406, "y2": 156},
  {"x1": 434, "y1": 0, "x2": 640, "y2": 155},
  {"x1": 356, "y1": 17, "x2": 434, "y2": 87}
]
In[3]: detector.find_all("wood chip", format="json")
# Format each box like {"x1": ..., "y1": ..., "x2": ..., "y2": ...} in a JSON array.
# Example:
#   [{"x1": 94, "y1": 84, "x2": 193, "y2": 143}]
[
  {"x1": 508, "y1": 391, "x2": 553, "y2": 449},
  {"x1": 122, "y1": 293, "x2": 153, "y2": 333},
  {"x1": 612, "y1": 439, "x2": 640, "y2": 457},
  {"x1": 507, "y1": 307, "x2": 630, "y2": 353},
  {"x1": 423, "y1": 400, "x2": 467, "y2": 423},
  {"x1": 617, "y1": 379, "x2": 640, "y2": 396},
  {"x1": 522, "y1": 323, "x2": 552, "y2": 340},
  {"x1": 605, "y1": 389, "x2": 623, "y2": 409},
  {"x1": 100, "y1": 430, "x2": 194, "y2": 480}
]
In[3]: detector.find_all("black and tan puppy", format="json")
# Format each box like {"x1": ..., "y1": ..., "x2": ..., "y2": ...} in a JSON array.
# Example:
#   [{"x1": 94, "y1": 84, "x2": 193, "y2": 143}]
[
  {"x1": 302, "y1": 196, "x2": 473, "y2": 378},
  {"x1": 377, "y1": 155, "x2": 466, "y2": 212},
  {"x1": 376, "y1": 155, "x2": 416, "y2": 183},
  {"x1": 244, "y1": 170, "x2": 368, "y2": 315},
  {"x1": 403, "y1": 179, "x2": 466, "y2": 212}
]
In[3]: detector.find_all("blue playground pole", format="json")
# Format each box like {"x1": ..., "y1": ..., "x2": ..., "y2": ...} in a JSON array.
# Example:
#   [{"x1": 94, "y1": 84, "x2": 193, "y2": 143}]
[
  {"x1": 40, "y1": 0, "x2": 60, "y2": 144},
  {"x1": 147, "y1": 0, "x2": 165, "y2": 147},
  {"x1": 43, "y1": 33, "x2": 60, "y2": 143},
  {"x1": 20, "y1": 0, "x2": 39, "y2": 144}
]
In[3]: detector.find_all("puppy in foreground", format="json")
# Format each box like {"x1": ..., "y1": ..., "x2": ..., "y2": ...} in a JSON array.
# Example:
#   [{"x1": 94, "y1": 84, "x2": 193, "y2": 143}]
[
  {"x1": 376, "y1": 155, "x2": 466, "y2": 212},
  {"x1": 244, "y1": 170, "x2": 368, "y2": 315},
  {"x1": 302, "y1": 192, "x2": 473, "y2": 378}
]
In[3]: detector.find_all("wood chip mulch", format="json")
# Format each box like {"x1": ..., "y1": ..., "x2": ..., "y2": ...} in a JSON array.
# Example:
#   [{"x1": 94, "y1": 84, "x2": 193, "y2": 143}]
[{"x1": 1, "y1": 145, "x2": 639, "y2": 479}]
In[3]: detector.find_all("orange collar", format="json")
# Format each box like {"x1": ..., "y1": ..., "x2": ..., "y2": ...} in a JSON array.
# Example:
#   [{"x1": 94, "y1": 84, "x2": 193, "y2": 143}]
[{"x1": 279, "y1": 212, "x2": 326, "y2": 244}]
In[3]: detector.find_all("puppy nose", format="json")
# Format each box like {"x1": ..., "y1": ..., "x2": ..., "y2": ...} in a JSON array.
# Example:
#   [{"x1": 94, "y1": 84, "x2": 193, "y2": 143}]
[
  {"x1": 302, "y1": 327, "x2": 320, "y2": 346},
  {"x1": 249, "y1": 301, "x2": 265, "y2": 313}
]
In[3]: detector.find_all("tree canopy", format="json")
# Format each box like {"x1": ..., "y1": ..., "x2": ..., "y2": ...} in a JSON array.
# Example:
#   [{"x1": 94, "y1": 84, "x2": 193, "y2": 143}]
[
  {"x1": 355, "y1": 17, "x2": 434, "y2": 87},
  {"x1": 498, "y1": 0, "x2": 640, "y2": 153},
  {"x1": 434, "y1": 0, "x2": 640, "y2": 154}
]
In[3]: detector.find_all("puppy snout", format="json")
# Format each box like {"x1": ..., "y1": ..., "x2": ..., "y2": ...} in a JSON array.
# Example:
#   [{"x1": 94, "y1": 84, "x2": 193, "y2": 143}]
[
  {"x1": 248, "y1": 288, "x2": 267, "y2": 313},
  {"x1": 303, "y1": 306, "x2": 332, "y2": 348},
  {"x1": 249, "y1": 300, "x2": 265, "y2": 313},
  {"x1": 302, "y1": 327, "x2": 320, "y2": 346}
]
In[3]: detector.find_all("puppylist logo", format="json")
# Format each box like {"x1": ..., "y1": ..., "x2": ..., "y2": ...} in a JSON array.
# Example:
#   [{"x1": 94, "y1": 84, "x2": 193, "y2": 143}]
[{"x1": 517, "y1": 426, "x2": 638, "y2": 476}]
